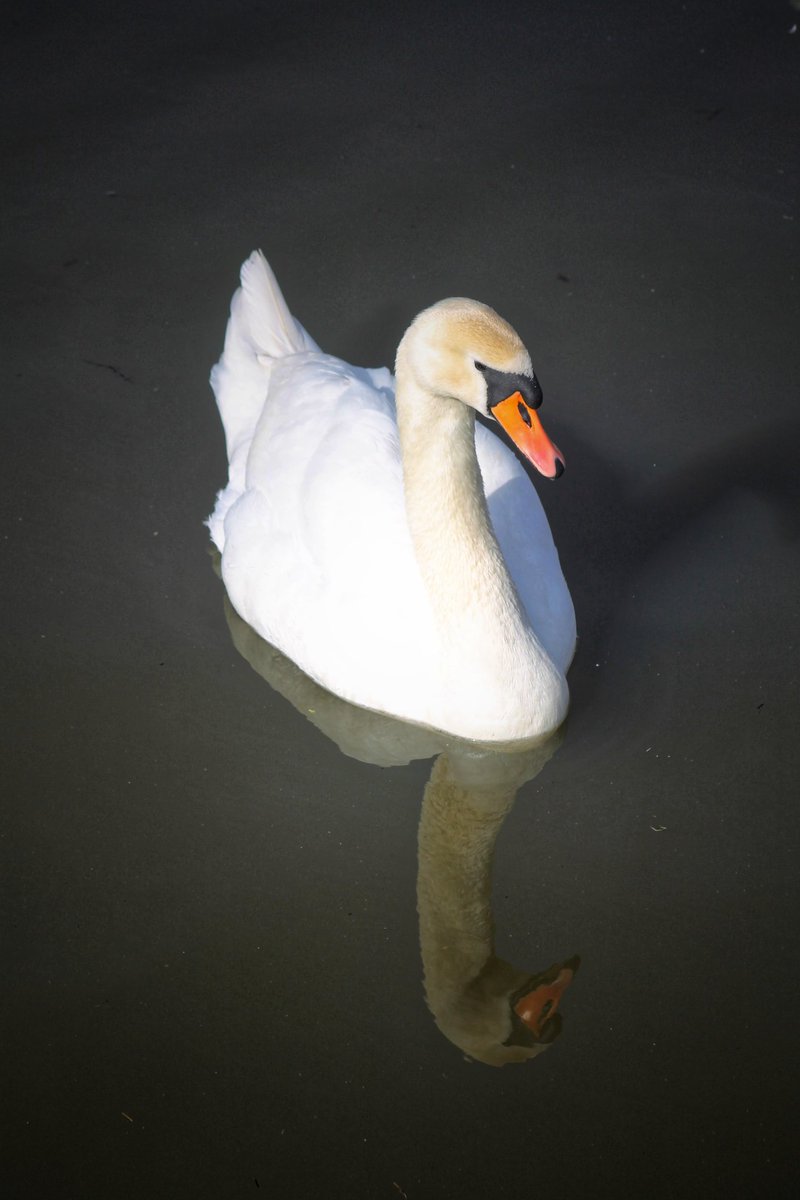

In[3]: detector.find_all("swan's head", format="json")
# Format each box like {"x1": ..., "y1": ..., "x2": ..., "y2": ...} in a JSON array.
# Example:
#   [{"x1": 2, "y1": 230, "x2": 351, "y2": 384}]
[{"x1": 396, "y1": 298, "x2": 565, "y2": 478}]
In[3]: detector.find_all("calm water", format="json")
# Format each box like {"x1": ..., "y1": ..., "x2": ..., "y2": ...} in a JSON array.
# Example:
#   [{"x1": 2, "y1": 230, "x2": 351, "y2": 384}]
[{"x1": 4, "y1": 2, "x2": 797, "y2": 1196}]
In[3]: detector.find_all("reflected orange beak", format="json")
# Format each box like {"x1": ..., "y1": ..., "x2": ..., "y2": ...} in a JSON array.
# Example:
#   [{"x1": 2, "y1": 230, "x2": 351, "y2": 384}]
[
  {"x1": 491, "y1": 391, "x2": 565, "y2": 479},
  {"x1": 513, "y1": 963, "x2": 577, "y2": 1038}
]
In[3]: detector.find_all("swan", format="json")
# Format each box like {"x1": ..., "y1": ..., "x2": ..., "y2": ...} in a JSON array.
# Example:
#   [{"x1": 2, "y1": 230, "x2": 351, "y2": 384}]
[{"x1": 208, "y1": 251, "x2": 576, "y2": 742}]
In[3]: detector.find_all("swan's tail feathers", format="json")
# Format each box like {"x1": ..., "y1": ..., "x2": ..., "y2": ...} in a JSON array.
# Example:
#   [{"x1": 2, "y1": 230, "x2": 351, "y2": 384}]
[
  {"x1": 237, "y1": 249, "x2": 320, "y2": 361},
  {"x1": 209, "y1": 251, "x2": 319, "y2": 475}
]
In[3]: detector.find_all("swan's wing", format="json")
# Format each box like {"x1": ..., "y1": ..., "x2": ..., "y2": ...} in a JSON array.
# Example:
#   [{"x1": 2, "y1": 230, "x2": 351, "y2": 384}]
[{"x1": 219, "y1": 353, "x2": 439, "y2": 717}]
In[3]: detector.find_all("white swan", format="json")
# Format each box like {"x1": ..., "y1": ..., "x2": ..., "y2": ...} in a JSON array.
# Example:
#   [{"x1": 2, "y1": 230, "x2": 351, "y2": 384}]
[{"x1": 208, "y1": 251, "x2": 576, "y2": 742}]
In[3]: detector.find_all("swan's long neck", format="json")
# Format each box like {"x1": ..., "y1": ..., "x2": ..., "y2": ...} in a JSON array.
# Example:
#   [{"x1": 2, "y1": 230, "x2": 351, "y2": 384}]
[
  {"x1": 394, "y1": 355, "x2": 567, "y2": 738},
  {"x1": 396, "y1": 372, "x2": 524, "y2": 631}
]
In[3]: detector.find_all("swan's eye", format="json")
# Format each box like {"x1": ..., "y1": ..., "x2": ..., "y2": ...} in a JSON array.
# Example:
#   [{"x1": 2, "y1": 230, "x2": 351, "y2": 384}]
[
  {"x1": 517, "y1": 400, "x2": 532, "y2": 427},
  {"x1": 474, "y1": 361, "x2": 487, "y2": 372}
]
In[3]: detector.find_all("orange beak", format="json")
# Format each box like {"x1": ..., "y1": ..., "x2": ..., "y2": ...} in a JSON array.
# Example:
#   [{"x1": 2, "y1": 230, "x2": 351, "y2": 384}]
[{"x1": 491, "y1": 391, "x2": 565, "y2": 479}]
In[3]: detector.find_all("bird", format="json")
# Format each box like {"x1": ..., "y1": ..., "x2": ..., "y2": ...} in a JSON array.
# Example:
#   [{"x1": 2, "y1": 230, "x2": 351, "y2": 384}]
[{"x1": 208, "y1": 251, "x2": 575, "y2": 742}]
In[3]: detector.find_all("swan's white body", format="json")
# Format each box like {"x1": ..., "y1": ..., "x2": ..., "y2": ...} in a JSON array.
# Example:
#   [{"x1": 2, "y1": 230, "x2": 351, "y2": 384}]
[{"x1": 208, "y1": 252, "x2": 575, "y2": 741}]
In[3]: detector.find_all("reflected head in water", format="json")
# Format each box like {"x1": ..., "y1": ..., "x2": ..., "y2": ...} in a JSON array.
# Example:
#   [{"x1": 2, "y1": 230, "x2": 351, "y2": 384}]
[{"x1": 214, "y1": 566, "x2": 580, "y2": 1067}]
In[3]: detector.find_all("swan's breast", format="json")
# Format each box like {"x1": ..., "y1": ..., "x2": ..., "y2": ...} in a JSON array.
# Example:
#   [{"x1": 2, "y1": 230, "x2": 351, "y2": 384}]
[{"x1": 476, "y1": 422, "x2": 576, "y2": 673}]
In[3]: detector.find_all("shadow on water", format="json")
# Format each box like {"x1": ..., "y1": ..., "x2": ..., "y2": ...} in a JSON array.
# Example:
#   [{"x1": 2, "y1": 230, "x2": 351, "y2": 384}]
[{"x1": 217, "y1": 573, "x2": 580, "y2": 1068}]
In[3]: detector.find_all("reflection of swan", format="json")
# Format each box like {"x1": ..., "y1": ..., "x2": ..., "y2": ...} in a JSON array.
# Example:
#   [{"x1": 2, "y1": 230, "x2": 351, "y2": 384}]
[
  {"x1": 418, "y1": 751, "x2": 578, "y2": 1066},
  {"x1": 208, "y1": 251, "x2": 575, "y2": 742},
  {"x1": 219, "y1": 577, "x2": 579, "y2": 1066}
]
